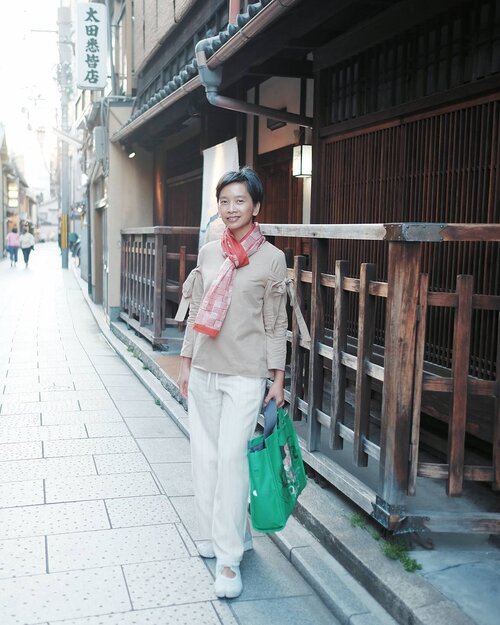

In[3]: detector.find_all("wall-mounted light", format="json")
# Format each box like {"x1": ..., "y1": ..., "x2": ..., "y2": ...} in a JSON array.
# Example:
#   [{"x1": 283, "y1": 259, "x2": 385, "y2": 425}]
[
  {"x1": 121, "y1": 143, "x2": 136, "y2": 158},
  {"x1": 292, "y1": 144, "x2": 312, "y2": 177}
]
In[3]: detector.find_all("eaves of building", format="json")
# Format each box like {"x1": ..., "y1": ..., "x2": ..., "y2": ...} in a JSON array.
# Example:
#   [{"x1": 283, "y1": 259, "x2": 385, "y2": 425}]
[{"x1": 111, "y1": 0, "x2": 300, "y2": 144}]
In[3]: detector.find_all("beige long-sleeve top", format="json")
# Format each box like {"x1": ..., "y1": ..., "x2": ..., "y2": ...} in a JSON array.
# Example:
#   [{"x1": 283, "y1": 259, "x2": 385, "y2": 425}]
[{"x1": 180, "y1": 239, "x2": 288, "y2": 377}]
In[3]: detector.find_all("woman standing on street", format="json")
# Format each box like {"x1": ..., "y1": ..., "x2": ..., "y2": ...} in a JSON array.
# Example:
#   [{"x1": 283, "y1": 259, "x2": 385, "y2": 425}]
[
  {"x1": 177, "y1": 166, "x2": 288, "y2": 599},
  {"x1": 19, "y1": 225, "x2": 35, "y2": 268},
  {"x1": 5, "y1": 227, "x2": 20, "y2": 267}
]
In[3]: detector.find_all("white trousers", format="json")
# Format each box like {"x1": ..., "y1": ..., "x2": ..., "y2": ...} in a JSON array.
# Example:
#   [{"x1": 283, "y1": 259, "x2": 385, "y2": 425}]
[{"x1": 188, "y1": 366, "x2": 266, "y2": 567}]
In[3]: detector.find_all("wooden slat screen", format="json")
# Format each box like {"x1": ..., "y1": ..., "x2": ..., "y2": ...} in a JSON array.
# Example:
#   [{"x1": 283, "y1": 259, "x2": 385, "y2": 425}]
[
  {"x1": 120, "y1": 227, "x2": 199, "y2": 345},
  {"x1": 325, "y1": 0, "x2": 500, "y2": 125},
  {"x1": 257, "y1": 157, "x2": 304, "y2": 258},
  {"x1": 164, "y1": 174, "x2": 202, "y2": 293},
  {"x1": 319, "y1": 96, "x2": 500, "y2": 379}
]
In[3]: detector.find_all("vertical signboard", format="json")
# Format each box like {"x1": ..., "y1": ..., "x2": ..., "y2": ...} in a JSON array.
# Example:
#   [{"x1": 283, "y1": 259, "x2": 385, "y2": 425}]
[{"x1": 76, "y1": 3, "x2": 108, "y2": 90}]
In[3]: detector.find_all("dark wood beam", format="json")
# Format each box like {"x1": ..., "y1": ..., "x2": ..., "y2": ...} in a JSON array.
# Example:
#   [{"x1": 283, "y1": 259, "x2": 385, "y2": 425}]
[
  {"x1": 315, "y1": 0, "x2": 473, "y2": 71},
  {"x1": 248, "y1": 59, "x2": 314, "y2": 79},
  {"x1": 287, "y1": 30, "x2": 345, "y2": 50},
  {"x1": 319, "y1": 75, "x2": 500, "y2": 138},
  {"x1": 128, "y1": 92, "x2": 203, "y2": 147},
  {"x1": 222, "y1": 0, "x2": 357, "y2": 86}
]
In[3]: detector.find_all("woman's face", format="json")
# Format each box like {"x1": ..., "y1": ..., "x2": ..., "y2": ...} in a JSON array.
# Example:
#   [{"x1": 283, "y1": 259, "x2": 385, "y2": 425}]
[{"x1": 218, "y1": 182, "x2": 260, "y2": 241}]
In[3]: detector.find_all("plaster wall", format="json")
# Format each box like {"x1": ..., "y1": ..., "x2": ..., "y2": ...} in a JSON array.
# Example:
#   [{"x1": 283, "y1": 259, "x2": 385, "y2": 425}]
[
  {"x1": 254, "y1": 76, "x2": 314, "y2": 155},
  {"x1": 106, "y1": 105, "x2": 154, "y2": 311},
  {"x1": 258, "y1": 77, "x2": 302, "y2": 155}
]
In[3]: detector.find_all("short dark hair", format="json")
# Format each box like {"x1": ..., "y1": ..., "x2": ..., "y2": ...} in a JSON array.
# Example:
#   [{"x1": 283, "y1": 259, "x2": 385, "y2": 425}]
[{"x1": 216, "y1": 166, "x2": 263, "y2": 206}]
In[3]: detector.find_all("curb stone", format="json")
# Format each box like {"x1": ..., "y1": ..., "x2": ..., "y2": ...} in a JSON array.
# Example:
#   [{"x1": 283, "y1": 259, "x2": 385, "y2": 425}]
[
  {"x1": 272, "y1": 516, "x2": 393, "y2": 625},
  {"x1": 293, "y1": 483, "x2": 477, "y2": 625}
]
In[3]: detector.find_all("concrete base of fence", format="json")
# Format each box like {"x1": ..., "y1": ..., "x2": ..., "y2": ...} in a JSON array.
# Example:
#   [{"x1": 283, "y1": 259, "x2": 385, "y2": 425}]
[{"x1": 292, "y1": 482, "x2": 477, "y2": 625}]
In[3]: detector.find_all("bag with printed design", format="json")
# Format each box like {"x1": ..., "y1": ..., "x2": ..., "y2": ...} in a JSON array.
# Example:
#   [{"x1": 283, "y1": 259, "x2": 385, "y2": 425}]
[{"x1": 247, "y1": 401, "x2": 307, "y2": 533}]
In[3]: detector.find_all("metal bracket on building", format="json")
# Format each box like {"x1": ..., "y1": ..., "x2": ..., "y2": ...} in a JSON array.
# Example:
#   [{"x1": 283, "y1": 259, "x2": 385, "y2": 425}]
[
  {"x1": 383, "y1": 223, "x2": 446, "y2": 242},
  {"x1": 383, "y1": 224, "x2": 406, "y2": 241}
]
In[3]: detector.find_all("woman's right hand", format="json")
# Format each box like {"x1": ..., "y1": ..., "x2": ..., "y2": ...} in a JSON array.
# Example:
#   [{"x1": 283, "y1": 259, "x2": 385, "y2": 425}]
[{"x1": 178, "y1": 357, "x2": 192, "y2": 399}]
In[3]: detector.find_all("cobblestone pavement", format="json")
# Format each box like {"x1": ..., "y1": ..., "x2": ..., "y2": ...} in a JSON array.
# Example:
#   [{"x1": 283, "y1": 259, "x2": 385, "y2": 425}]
[{"x1": 0, "y1": 243, "x2": 337, "y2": 625}]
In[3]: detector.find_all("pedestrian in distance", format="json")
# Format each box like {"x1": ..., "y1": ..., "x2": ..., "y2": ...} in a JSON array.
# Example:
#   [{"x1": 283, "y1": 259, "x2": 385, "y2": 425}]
[
  {"x1": 19, "y1": 225, "x2": 35, "y2": 268},
  {"x1": 5, "y1": 227, "x2": 20, "y2": 267},
  {"x1": 68, "y1": 231, "x2": 79, "y2": 256},
  {"x1": 177, "y1": 166, "x2": 288, "y2": 599}
]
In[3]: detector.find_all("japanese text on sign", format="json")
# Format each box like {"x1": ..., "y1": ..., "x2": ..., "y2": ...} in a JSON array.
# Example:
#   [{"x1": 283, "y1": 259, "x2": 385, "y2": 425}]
[{"x1": 76, "y1": 3, "x2": 107, "y2": 90}]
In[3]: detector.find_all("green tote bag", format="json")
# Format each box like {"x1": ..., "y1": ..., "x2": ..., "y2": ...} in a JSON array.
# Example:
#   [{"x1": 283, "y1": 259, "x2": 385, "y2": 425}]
[{"x1": 247, "y1": 405, "x2": 307, "y2": 533}]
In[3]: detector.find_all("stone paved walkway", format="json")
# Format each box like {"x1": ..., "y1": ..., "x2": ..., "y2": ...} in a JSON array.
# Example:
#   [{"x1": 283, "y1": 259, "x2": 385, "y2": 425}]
[{"x1": 0, "y1": 243, "x2": 337, "y2": 625}]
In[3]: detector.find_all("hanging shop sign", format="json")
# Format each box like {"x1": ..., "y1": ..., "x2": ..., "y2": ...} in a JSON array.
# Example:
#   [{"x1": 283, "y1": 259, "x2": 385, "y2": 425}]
[{"x1": 76, "y1": 2, "x2": 107, "y2": 90}]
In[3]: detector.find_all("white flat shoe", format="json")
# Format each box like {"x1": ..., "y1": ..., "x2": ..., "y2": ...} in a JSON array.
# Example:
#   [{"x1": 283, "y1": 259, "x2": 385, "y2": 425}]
[
  {"x1": 197, "y1": 541, "x2": 216, "y2": 558},
  {"x1": 197, "y1": 538, "x2": 253, "y2": 559},
  {"x1": 214, "y1": 564, "x2": 242, "y2": 599}
]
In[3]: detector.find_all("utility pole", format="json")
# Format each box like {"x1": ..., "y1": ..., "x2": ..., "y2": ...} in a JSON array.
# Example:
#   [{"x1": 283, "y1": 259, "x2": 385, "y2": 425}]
[{"x1": 57, "y1": 6, "x2": 72, "y2": 269}]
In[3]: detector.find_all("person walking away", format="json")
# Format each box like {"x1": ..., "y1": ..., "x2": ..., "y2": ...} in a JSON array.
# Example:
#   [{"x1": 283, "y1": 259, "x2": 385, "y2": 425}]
[
  {"x1": 177, "y1": 167, "x2": 288, "y2": 599},
  {"x1": 68, "y1": 231, "x2": 79, "y2": 256},
  {"x1": 19, "y1": 226, "x2": 35, "y2": 268},
  {"x1": 5, "y1": 227, "x2": 20, "y2": 267}
]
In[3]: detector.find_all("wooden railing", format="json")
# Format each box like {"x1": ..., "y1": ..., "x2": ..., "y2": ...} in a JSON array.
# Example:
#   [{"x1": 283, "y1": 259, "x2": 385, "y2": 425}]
[
  {"x1": 262, "y1": 222, "x2": 500, "y2": 534},
  {"x1": 120, "y1": 226, "x2": 199, "y2": 346},
  {"x1": 120, "y1": 222, "x2": 500, "y2": 533}
]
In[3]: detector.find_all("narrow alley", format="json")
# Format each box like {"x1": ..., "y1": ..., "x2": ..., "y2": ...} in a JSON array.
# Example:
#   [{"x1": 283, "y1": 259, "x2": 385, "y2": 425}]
[{"x1": 0, "y1": 243, "x2": 344, "y2": 625}]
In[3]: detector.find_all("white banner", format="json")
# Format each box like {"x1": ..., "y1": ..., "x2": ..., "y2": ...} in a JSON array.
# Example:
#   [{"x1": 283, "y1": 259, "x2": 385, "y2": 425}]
[
  {"x1": 199, "y1": 137, "x2": 239, "y2": 248},
  {"x1": 76, "y1": 3, "x2": 107, "y2": 90}
]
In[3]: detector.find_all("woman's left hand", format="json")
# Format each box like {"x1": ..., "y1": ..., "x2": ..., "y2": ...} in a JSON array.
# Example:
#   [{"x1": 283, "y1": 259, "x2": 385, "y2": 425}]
[{"x1": 264, "y1": 370, "x2": 285, "y2": 408}]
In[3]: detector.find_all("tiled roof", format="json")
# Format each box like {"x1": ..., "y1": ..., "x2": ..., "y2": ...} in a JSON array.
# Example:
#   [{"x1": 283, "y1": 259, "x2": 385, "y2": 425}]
[{"x1": 124, "y1": 1, "x2": 271, "y2": 127}]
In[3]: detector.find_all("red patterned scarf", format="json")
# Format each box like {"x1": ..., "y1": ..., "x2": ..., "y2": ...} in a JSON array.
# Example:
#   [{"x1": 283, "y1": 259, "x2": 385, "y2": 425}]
[{"x1": 194, "y1": 223, "x2": 266, "y2": 337}]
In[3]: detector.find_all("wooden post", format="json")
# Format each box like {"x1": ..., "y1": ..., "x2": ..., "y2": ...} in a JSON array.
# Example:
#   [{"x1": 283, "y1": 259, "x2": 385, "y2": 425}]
[
  {"x1": 179, "y1": 245, "x2": 187, "y2": 301},
  {"x1": 176, "y1": 245, "x2": 187, "y2": 330},
  {"x1": 330, "y1": 260, "x2": 348, "y2": 449},
  {"x1": 447, "y1": 274, "x2": 473, "y2": 496},
  {"x1": 284, "y1": 248, "x2": 294, "y2": 268},
  {"x1": 353, "y1": 263, "x2": 376, "y2": 467},
  {"x1": 121, "y1": 235, "x2": 128, "y2": 313},
  {"x1": 126, "y1": 236, "x2": 131, "y2": 313},
  {"x1": 161, "y1": 243, "x2": 171, "y2": 332},
  {"x1": 290, "y1": 255, "x2": 306, "y2": 422},
  {"x1": 145, "y1": 240, "x2": 151, "y2": 325},
  {"x1": 139, "y1": 235, "x2": 146, "y2": 327},
  {"x1": 379, "y1": 241, "x2": 420, "y2": 507},
  {"x1": 408, "y1": 273, "x2": 429, "y2": 496},
  {"x1": 148, "y1": 240, "x2": 154, "y2": 325},
  {"x1": 152, "y1": 231, "x2": 164, "y2": 346},
  {"x1": 120, "y1": 236, "x2": 124, "y2": 311},
  {"x1": 494, "y1": 311, "x2": 500, "y2": 491},
  {"x1": 132, "y1": 238, "x2": 137, "y2": 317},
  {"x1": 134, "y1": 238, "x2": 140, "y2": 318},
  {"x1": 307, "y1": 238, "x2": 327, "y2": 452}
]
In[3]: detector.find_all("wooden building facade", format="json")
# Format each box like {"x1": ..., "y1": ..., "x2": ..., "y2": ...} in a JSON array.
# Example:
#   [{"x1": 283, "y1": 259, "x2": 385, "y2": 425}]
[{"x1": 114, "y1": 0, "x2": 499, "y2": 533}]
